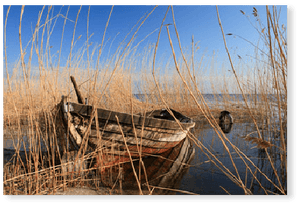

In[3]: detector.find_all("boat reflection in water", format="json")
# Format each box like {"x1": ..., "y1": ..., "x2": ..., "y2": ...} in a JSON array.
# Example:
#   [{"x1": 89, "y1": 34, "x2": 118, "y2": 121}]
[{"x1": 99, "y1": 137, "x2": 195, "y2": 195}]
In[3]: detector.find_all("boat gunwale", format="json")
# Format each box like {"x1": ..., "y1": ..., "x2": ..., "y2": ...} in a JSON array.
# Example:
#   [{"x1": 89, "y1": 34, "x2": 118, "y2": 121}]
[{"x1": 64, "y1": 101, "x2": 195, "y2": 131}]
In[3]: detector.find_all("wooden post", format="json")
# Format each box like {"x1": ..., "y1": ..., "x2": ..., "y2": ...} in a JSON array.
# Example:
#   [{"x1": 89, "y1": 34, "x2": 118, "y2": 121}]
[
  {"x1": 61, "y1": 95, "x2": 80, "y2": 150},
  {"x1": 70, "y1": 76, "x2": 84, "y2": 104}
]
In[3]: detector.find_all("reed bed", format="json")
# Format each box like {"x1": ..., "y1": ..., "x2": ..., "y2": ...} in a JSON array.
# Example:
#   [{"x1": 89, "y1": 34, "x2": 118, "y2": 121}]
[{"x1": 3, "y1": 5, "x2": 286, "y2": 195}]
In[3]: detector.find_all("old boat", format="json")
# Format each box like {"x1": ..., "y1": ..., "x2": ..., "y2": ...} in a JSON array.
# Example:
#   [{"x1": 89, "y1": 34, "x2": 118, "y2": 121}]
[
  {"x1": 60, "y1": 96, "x2": 195, "y2": 158},
  {"x1": 100, "y1": 137, "x2": 195, "y2": 194}
]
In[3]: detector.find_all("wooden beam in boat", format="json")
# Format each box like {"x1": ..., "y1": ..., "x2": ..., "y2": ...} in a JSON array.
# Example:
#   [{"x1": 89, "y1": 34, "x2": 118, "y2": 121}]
[
  {"x1": 61, "y1": 95, "x2": 82, "y2": 146},
  {"x1": 70, "y1": 76, "x2": 84, "y2": 104}
]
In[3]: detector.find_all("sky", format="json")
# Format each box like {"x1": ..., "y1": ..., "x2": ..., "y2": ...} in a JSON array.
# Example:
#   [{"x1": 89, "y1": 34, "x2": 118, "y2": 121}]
[{"x1": 3, "y1": 5, "x2": 287, "y2": 77}]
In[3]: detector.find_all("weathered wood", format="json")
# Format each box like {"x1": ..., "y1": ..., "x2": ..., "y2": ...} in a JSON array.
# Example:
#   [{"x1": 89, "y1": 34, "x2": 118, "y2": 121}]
[
  {"x1": 88, "y1": 131, "x2": 182, "y2": 149},
  {"x1": 61, "y1": 96, "x2": 82, "y2": 147},
  {"x1": 88, "y1": 129, "x2": 186, "y2": 146},
  {"x1": 89, "y1": 122, "x2": 182, "y2": 136},
  {"x1": 74, "y1": 118, "x2": 186, "y2": 140},
  {"x1": 70, "y1": 76, "x2": 84, "y2": 104},
  {"x1": 61, "y1": 151, "x2": 88, "y2": 177},
  {"x1": 69, "y1": 102, "x2": 195, "y2": 130},
  {"x1": 59, "y1": 97, "x2": 195, "y2": 159},
  {"x1": 106, "y1": 138, "x2": 195, "y2": 194}
]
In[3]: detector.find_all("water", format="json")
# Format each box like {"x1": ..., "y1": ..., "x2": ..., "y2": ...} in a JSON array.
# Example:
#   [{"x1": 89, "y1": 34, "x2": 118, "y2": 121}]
[
  {"x1": 178, "y1": 122, "x2": 286, "y2": 195},
  {"x1": 134, "y1": 93, "x2": 281, "y2": 105},
  {"x1": 4, "y1": 129, "x2": 48, "y2": 152}
]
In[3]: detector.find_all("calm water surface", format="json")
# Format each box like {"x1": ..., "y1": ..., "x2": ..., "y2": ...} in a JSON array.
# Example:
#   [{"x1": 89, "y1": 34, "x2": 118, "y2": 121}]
[{"x1": 179, "y1": 121, "x2": 286, "y2": 195}]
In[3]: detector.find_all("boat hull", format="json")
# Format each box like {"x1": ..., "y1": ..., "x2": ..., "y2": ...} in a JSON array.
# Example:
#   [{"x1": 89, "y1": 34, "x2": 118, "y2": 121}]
[{"x1": 60, "y1": 96, "x2": 195, "y2": 159}]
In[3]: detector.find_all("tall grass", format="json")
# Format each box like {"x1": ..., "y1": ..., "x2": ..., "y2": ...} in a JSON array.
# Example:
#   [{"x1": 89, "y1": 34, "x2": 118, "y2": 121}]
[{"x1": 3, "y1": 5, "x2": 287, "y2": 195}]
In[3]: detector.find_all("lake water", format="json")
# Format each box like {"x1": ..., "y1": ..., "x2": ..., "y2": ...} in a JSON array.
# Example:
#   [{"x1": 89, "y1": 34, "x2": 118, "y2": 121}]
[
  {"x1": 134, "y1": 93, "x2": 282, "y2": 105},
  {"x1": 179, "y1": 121, "x2": 286, "y2": 195}
]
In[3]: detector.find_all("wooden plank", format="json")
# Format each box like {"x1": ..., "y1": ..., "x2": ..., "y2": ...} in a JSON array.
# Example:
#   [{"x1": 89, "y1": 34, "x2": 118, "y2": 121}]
[
  {"x1": 100, "y1": 144, "x2": 178, "y2": 157},
  {"x1": 70, "y1": 76, "x2": 84, "y2": 104},
  {"x1": 89, "y1": 120, "x2": 182, "y2": 135},
  {"x1": 69, "y1": 102, "x2": 195, "y2": 130},
  {"x1": 88, "y1": 132, "x2": 183, "y2": 150},
  {"x1": 61, "y1": 96, "x2": 82, "y2": 147},
  {"x1": 86, "y1": 122, "x2": 186, "y2": 140},
  {"x1": 88, "y1": 128, "x2": 187, "y2": 144}
]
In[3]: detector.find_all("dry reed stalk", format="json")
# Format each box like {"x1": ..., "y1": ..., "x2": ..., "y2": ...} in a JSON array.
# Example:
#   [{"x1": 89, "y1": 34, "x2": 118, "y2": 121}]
[
  {"x1": 38, "y1": 106, "x2": 64, "y2": 193},
  {"x1": 148, "y1": 185, "x2": 198, "y2": 195},
  {"x1": 129, "y1": 28, "x2": 159, "y2": 55},
  {"x1": 163, "y1": 4, "x2": 277, "y2": 195},
  {"x1": 167, "y1": 8, "x2": 251, "y2": 192},
  {"x1": 219, "y1": 186, "x2": 231, "y2": 195},
  {"x1": 199, "y1": 130, "x2": 272, "y2": 194},
  {"x1": 7, "y1": 4, "x2": 286, "y2": 195},
  {"x1": 3, "y1": 148, "x2": 95, "y2": 194},
  {"x1": 38, "y1": 6, "x2": 51, "y2": 74},
  {"x1": 109, "y1": 167, "x2": 123, "y2": 194},
  {"x1": 115, "y1": 115, "x2": 143, "y2": 195},
  {"x1": 86, "y1": 5, "x2": 91, "y2": 95},
  {"x1": 119, "y1": 166, "x2": 123, "y2": 194},
  {"x1": 95, "y1": 6, "x2": 157, "y2": 107},
  {"x1": 45, "y1": 7, "x2": 63, "y2": 71},
  {"x1": 93, "y1": 5, "x2": 118, "y2": 102},
  {"x1": 128, "y1": 82, "x2": 152, "y2": 193},
  {"x1": 168, "y1": 8, "x2": 222, "y2": 131},
  {"x1": 67, "y1": 6, "x2": 82, "y2": 72},
  {"x1": 94, "y1": 5, "x2": 114, "y2": 82},
  {"x1": 19, "y1": 9, "x2": 39, "y2": 137},
  {"x1": 151, "y1": 6, "x2": 243, "y2": 193},
  {"x1": 40, "y1": 6, "x2": 51, "y2": 64},
  {"x1": 57, "y1": 6, "x2": 70, "y2": 72},
  {"x1": 244, "y1": 166, "x2": 248, "y2": 189},
  {"x1": 216, "y1": 6, "x2": 286, "y2": 194},
  {"x1": 19, "y1": 6, "x2": 28, "y2": 86},
  {"x1": 266, "y1": 5, "x2": 287, "y2": 172},
  {"x1": 4, "y1": 5, "x2": 11, "y2": 91},
  {"x1": 195, "y1": 132, "x2": 258, "y2": 194},
  {"x1": 151, "y1": 5, "x2": 169, "y2": 105},
  {"x1": 94, "y1": 105, "x2": 105, "y2": 173},
  {"x1": 159, "y1": 8, "x2": 234, "y2": 193},
  {"x1": 216, "y1": 6, "x2": 262, "y2": 139},
  {"x1": 49, "y1": 175, "x2": 82, "y2": 195},
  {"x1": 66, "y1": 107, "x2": 95, "y2": 185}
]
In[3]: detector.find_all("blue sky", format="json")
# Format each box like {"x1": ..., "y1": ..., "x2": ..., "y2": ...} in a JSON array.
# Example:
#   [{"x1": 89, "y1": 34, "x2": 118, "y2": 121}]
[{"x1": 3, "y1": 5, "x2": 287, "y2": 77}]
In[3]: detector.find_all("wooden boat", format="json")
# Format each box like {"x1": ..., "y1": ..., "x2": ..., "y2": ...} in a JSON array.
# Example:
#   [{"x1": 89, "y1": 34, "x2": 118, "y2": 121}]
[
  {"x1": 100, "y1": 137, "x2": 195, "y2": 194},
  {"x1": 60, "y1": 96, "x2": 195, "y2": 158}
]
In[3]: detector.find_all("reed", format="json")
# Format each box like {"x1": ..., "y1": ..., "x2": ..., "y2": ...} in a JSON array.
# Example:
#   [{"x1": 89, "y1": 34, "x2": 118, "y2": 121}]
[{"x1": 3, "y1": 5, "x2": 286, "y2": 195}]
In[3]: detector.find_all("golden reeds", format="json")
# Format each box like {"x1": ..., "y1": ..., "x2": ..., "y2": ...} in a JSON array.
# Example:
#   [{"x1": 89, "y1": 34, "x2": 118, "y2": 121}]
[{"x1": 3, "y1": 5, "x2": 287, "y2": 195}]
